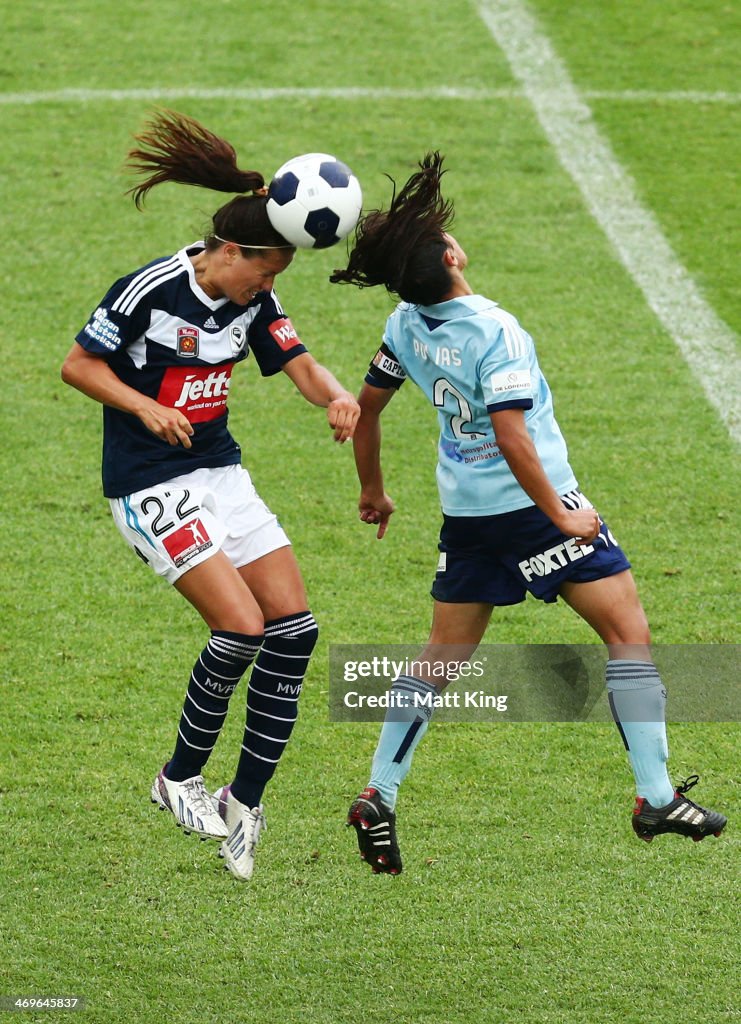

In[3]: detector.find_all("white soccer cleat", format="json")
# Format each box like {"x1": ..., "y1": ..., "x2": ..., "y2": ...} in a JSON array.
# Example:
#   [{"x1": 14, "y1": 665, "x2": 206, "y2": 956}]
[
  {"x1": 150, "y1": 768, "x2": 228, "y2": 840},
  {"x1": 212, "y1": 784, "x2": 267, "y2": 881}
]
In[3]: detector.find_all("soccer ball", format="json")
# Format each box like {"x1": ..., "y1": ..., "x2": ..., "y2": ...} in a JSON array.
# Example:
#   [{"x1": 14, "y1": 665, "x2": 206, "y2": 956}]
[{"x1": 266, "y1": 153, "x2": 362, "y2": 249}]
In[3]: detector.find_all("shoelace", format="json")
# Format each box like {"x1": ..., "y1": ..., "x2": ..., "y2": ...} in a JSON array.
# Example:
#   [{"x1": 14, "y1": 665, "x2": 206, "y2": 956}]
[
  {"x1": 182, "y1": 777, "x2": 218, "y2": 817},
  {"x1": 251, "y1": 809, "x2": 267, "y2": 847},
  {"x1": 676, "y1": 774, "x2": 700, "y2": 796}
]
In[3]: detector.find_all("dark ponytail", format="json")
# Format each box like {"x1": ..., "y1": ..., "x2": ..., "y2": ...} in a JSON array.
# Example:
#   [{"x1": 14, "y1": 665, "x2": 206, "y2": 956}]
[
  {"x1": 125, "y1": 110, "x2": 292, "y2": 252},
  {"x1": 330, "y1": 152, "x2": 454, "y2": 305}
]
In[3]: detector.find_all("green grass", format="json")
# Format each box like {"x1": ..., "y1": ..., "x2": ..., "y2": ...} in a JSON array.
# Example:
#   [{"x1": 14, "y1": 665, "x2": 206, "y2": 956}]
[{"x1": 1, "y1": 1, "x2": 739, "y2": 1022}]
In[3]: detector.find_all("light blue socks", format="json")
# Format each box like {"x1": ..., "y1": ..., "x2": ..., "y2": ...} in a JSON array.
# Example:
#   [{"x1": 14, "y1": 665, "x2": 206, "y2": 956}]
[
  {"x1": 368, "y1": 676, "x2": 437, "y2": 810},
  {"x1": 606, "y1": 659, "x2": 675, "y2": 807}
]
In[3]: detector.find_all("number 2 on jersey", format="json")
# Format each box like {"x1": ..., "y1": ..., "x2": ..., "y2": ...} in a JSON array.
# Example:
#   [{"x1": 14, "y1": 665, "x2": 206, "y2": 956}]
[{"x1": 432, "y1": 377, "x2": 486, "y2": 440}]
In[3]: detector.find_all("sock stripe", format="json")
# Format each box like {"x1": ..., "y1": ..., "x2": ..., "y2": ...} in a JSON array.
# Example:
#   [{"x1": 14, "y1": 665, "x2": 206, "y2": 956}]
[
  {"x1": 264, "y1": 613, "x2": 317, "y2": 637},
  {"x1": 180, "y1": 710, "x2": 225, "y2": 735},
  {"x1": 240, "y1": 744, "x2": 281, "y2": 764},
  {"x1": 249, "y1": 664, "x2": 306, "y2": 681},
  {"x1": 185, "y1": 694, "x2": 229, "y2": 717},
  {"x1": 260, "y1": 645, "x2": 313, "y2": 659},
  {"x1": 245, "y1": 700, "x2": 298, "y2": 723},
  {"x1": 196, "y1": 655, "x2": 247, "y2": 681},
  {"x1": 392, "y1": 717, "x2": 425, "y2": 763},
  {"x1": 244, "y1": 725, "x2": 294, "y2": 744},
  {"x1": 176, "y1": 727, "x2": 215, "y2": 752}
]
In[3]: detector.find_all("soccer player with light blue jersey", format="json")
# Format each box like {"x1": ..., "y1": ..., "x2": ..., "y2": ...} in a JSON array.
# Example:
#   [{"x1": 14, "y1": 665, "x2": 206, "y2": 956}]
[{"x1": 331, "y1": 153, "x2": 726, "y2": 873}]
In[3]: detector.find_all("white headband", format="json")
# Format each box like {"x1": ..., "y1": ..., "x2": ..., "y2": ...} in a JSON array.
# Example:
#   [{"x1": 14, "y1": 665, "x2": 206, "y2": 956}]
[{"x1": 213, "y1": 233, "x2": 294, "y2": 250}]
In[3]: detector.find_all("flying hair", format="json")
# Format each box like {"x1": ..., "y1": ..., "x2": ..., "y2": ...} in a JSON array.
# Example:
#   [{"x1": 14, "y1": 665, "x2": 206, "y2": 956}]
[
  {"x1": 125, "y1": 109, "x2": 266, "y2": 209},
  {"x1": 330, "y1": 151, "x2": 455, "y2": 305}
]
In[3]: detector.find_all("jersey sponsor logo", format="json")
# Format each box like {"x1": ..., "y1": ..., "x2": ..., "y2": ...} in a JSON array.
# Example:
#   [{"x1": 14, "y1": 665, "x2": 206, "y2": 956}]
[
  {"x1": 490, "y1": 369, "x2": 531, "y2": 395},
  {"x1": 518, "y1": 537, "x2": 595, "y2": 583},
  {"x1": 268, "y1": 317, "x2": 302, "y2": 351},
  {"x1": 163, "y1": 518, "x2": 213, "y2": 568},
  {"x1": 83, "y1": 306, "x2": 121, "y2": 352},
  {"x1": 157, "y1": 364, "x2": 234, "y2": 422},
  {"x1": 177, "y1": 326, "x2": 199, "y2": 357},
  {"x1": 372, "y1": 350, "x2": 407, "y2": 380}
]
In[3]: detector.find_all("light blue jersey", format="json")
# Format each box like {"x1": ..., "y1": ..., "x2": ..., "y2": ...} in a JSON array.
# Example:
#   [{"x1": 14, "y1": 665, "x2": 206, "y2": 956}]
[{"x1": 366, "y1": 294, "x2": 578, "y2": 516}]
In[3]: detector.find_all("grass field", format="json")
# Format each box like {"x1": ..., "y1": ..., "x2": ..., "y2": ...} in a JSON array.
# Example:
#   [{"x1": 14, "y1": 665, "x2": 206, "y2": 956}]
[{"x1": 1, "y1": 2, "x2": 739, "y2": 1022}]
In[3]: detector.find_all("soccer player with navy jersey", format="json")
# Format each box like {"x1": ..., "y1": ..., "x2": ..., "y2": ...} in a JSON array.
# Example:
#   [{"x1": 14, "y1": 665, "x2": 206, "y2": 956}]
[
  {"x1": 62, "y1": 112, "x2": 360, "y2": 881},
  {"x1": 330, "y1": 153, "x2": 726, "y2": 874}
]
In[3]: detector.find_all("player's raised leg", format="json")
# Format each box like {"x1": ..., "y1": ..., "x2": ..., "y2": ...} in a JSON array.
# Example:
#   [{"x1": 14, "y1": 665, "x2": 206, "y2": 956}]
[
  {"x1": 151, "y1": 551, "x2": 265, "y2": 841},
  {"x1": 213, "y1": 547, "x2": 319, "y2": 880}
]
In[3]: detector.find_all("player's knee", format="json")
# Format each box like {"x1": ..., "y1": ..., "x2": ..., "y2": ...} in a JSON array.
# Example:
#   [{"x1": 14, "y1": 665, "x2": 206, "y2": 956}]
[
  {"x1": 604, "y1": 608, "x2": 651, "y2": 647},
  {"x1": 216, "y1": 608, "x2": 264, "y2": 635}
]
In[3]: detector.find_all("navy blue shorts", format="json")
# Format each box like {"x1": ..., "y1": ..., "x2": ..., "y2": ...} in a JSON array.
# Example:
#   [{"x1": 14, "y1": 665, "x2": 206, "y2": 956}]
[{"x1": 431, "y1": 491, "x2": 631, "y2": 605}]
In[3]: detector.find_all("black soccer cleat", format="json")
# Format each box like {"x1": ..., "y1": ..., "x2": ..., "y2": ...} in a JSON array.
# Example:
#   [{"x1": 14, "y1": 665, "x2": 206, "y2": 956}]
[
  {"x1": 632, "y1": 775, "x2": 727, "y2": 843},
  {"x1": 347, "y1": 787, "x2": 402, "y2": 875}
]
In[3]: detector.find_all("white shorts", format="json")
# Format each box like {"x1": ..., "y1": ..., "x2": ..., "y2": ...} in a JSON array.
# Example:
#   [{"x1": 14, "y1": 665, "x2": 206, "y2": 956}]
[{"x1": 109, "y1": 464, "x2": 290, "y2": 584}]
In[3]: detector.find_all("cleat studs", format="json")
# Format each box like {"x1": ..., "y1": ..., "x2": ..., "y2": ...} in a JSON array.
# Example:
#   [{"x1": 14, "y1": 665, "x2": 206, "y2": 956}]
[{"x1": 691, "y1": 834, "x2": 703, "y2": 842}]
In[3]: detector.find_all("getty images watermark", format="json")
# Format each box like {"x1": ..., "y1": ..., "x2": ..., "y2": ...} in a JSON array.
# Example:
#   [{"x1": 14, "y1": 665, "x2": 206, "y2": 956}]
[{"x1": 328, "y1": 645, "x2": 740, "y2": 722}]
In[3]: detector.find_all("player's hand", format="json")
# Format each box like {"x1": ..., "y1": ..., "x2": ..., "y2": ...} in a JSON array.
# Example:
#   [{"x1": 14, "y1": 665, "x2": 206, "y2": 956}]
[
  {"x1": 557, "y1": 508, "x2": 602, "y2": 546},
  {"x1": 327, "y1": 393, "x2": 361, "y2": 444},
  {"x1": 359, "y1": 491, "x2": 395, "y2": 539},
  {"x1": 139, "y1": 401, "x2": 194, "y2": 449}
]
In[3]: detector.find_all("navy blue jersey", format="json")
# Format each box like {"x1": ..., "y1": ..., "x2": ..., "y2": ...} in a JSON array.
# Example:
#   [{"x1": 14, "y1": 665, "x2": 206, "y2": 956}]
[{"x1": 75, "y1": 242, "x2": 307, "y2": 497}]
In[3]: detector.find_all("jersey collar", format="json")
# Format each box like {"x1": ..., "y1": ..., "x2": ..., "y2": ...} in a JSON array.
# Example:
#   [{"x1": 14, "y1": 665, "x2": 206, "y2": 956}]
[
  {"x1": 178, "y1": 242, "x2": 231, "y2": 311},
  {"x1": 415, "y1": 295, "x2": 500, "y2": 319}
]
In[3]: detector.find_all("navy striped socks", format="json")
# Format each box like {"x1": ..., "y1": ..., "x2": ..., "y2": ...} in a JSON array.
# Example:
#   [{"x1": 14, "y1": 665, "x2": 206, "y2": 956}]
[
  {"x1": 166, "y1": 630, "x2": 263, "y2": 782},
  {"x1": 231, "y1": 612, "x2": 319, "y2": 808}
]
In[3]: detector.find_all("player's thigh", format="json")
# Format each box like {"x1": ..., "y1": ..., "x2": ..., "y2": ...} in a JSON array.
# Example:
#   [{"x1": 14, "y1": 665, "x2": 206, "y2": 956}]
[
  {"x1": 409, "y1": 601, "x2": 493, "y2": 688},
  {"x1": 175, "y1": 550, "x2": 264, "y2": 634},
  {"x1": 236, "y1": 546, "x2": 309, "y2": 622},
  {"x1": 559, "y1": 570, "x2": 650, "y2": 652}
]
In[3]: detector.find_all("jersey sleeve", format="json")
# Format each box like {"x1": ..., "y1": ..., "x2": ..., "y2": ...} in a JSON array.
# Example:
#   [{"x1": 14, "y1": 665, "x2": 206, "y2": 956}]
[
  {"x1": 365, "y1": 341, "x2": 407, "y2": 390},
  {"x1": 75, "y1": 275, "x2": 153, "y2": 357},
  {"x1": 247, "y1": 290, "x2": 308, "y2": 376},
  {"x1": 478, "y1": 320, "x2": 534, "y2": 413}
]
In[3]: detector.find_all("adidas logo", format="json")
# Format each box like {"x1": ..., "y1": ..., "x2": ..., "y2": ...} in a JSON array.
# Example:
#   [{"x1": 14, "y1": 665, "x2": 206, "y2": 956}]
[{"x1": 203, "y1": 316, "x2": 219, "y2": 330}]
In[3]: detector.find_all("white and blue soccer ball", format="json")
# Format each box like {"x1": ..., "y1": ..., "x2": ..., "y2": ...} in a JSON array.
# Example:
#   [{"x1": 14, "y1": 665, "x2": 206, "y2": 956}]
[{"x1": 267, "y1": 153, "x2": 362, "y2": 249}]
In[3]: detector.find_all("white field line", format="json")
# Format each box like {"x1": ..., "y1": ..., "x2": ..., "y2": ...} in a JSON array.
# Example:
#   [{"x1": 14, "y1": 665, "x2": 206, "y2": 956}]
[
  {"x1": 0, "y1": 85, "x2": 740, "y2": 105},
  {"x1": 477, "y1": 0, "x2": 740, "y2": 445}
]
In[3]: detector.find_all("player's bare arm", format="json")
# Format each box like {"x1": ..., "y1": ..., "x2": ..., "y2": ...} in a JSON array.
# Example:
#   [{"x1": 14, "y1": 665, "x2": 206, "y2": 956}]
[
  {"x1": 61, "y1": 342, "x2": 194, "y2": 448},
  {"x1": 353, "y1": 383, "x2": 396, "y2": 539},
  {"x1": 281, "y1": 351, "x2": 360, "y2": 443},
  {"x1": 490, "y1": 407, "x2": 600, "y2": 544}
]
